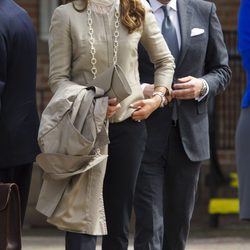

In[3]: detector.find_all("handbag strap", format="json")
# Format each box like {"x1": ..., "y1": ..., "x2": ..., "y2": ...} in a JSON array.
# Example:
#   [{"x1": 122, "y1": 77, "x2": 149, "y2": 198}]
[{"x1": 87, "y1": 1, "x2": 120, "y2": 79}]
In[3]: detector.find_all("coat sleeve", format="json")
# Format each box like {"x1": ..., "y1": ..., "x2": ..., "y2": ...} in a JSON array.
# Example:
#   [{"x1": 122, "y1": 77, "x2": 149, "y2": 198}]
[
  {"x1": 202, "y1": 3, "x2": 232, "y2": 96},
  {"x1": 48, "y1": 6, "x2": 73, "y2": 94},
  {"x1": 0, "y1": 33, "x2": 7, "y2": 112},
  {"x1": 140, "y1": 6, "x2": 175, "y2": 93}
]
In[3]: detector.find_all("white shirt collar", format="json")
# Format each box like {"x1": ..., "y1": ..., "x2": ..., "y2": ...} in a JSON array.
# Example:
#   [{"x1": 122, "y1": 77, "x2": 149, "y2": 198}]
[{"x1": 149, "y1": 0, "x2": 177, "y2": 13}]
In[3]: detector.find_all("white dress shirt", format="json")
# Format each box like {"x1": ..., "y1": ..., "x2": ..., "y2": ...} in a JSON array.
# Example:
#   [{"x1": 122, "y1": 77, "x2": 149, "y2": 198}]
[{"x1": 149, "y1": 0, "x2": 181, "y2": 50}]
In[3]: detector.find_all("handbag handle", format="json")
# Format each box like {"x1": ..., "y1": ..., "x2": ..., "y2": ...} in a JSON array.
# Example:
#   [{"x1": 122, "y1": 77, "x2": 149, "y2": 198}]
[{"x1": 87, "y1": 2, "x2": 120, "y2": 79}]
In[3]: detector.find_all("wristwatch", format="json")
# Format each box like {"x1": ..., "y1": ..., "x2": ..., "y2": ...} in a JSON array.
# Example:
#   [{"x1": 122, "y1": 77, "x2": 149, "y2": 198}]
[
  {"x1": 152, "y1": 91, "x2": 166, "y2": 108},
  {"x1": 199, "y1": 79, "x2": 208, "y2": 98}
]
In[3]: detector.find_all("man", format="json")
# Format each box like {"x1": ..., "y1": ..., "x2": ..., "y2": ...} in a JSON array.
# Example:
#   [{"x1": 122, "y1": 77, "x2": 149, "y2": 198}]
[
  {"x1": 0, "y1": 0, "x2": 39, "y2": 225},
  {"x1": 133, "y1": 0, "x2": 231, "y2": 249}
]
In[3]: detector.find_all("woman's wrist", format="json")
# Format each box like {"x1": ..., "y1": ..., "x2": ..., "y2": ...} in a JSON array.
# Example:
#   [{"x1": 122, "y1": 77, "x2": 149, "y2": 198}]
[
  {"x1": 154, "y1": 86, "x2": 167, "y2": 96},
  {"x1": 151, "y1": 94, "x2": 162, "y2": 109},
  {"x1": 152, "y1": 91, "x2": 166, "y2": 108}
]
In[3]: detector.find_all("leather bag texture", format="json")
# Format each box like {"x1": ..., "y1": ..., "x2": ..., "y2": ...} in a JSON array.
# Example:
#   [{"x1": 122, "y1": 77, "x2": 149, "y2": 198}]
[
  {"x1": 90, "y1": 64, "x2": 132, "y2": 102},
  {"x1": 0, "y1": 183, "x2": 21, "y2": 250}
]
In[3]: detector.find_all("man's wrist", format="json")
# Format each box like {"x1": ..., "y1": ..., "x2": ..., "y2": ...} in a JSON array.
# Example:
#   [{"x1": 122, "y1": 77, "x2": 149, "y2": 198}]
[{"x1": 199, "y1": 79, "x2": 208, "y2": 97}]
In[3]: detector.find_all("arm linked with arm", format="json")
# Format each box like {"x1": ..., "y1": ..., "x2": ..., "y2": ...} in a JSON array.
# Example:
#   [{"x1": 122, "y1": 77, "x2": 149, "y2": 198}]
[
  {"x1": 130, "y1": 8, "x2": 175, "y2": 120},
  {"x1": 140, "y1": 7, "x2": 175, "y2": 95}
]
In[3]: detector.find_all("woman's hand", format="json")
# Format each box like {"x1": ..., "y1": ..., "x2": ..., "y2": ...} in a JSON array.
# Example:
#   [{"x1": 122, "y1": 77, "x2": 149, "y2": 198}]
[
  {"x1": 130, "y1": 96, "x2": 161, "y2": 122},
  {"x1": 107, "y1": 97, "x2": 121, "y2": 118}
]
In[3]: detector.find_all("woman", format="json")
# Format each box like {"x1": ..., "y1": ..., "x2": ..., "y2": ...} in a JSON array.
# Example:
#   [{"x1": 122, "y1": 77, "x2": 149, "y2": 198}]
[
  {"x1": 236, "y1": 0, "x2": 250, "y2": 221},
  {"x1": 48, "y1": 0, "x2": 174, "y2": 249}
]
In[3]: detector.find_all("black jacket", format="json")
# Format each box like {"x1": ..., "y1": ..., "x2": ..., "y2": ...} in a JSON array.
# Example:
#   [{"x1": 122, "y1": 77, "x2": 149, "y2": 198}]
[{"x1": 0, "y1": 0, "x2": 40, "y2": 167}]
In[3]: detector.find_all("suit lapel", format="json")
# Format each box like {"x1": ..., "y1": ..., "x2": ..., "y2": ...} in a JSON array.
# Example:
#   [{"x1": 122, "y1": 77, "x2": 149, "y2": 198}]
[{"x1": 176, "y1": 0, "x2": 192, "y2": 68}]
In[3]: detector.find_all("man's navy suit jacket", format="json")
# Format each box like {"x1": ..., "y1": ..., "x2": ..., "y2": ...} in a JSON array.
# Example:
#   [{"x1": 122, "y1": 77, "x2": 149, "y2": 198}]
[{"x1": 0, "y1": 0, "x2": 40, "y2": 168}]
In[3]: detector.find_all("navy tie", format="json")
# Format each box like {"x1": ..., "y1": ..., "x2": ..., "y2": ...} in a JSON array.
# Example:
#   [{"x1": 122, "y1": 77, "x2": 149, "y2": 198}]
[
  {"x1": 161, "y1": 6, "x2": 179, "y2": 123},
  {"x1": 161, "y1": 6, "x2": 179, "y2": 61}
]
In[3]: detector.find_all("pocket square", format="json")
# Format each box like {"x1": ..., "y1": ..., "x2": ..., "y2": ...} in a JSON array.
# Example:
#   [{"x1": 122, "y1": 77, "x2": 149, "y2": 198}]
[{"x1": 191, "y1": 28, "x2": 205, "y2": 37}]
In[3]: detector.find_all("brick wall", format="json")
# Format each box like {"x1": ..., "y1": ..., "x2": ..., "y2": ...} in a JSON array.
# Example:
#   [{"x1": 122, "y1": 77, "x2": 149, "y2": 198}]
[
  {"x1": 214, "y1": 0, "x2": 240, "y2": 30},
  {"x1": 17, "y1": 0, "x2": 241, "y2": 33},
  {"x1": 15, "y1": 0, "x2": 39, "y2": 29},
  {"x1": 15, "y1": 0, "x2": 51, "y2": 114}
]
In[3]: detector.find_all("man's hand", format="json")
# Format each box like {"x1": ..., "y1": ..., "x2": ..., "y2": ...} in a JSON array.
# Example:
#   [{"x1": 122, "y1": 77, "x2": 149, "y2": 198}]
[
  {"x1": 107, "y1": 98, "x2": 121, "y2": 118},
  {"x1": 172, "y1": 76, "x2": 203, "y2": 100}
]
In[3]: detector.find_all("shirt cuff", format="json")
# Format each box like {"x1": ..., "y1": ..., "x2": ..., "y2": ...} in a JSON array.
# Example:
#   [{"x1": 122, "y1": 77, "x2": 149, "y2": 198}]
[
  {"x1": 141, "y1": 83, "x2": 149, "y2": 91},
  {"x1": 141, "y1": 83, "x2": 151, "y2": 98}
]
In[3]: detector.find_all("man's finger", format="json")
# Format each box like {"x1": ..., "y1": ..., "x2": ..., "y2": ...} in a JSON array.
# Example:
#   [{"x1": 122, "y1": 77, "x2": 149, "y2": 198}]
[
  {"x1": 177, "y1": 76, "x2": 192, "y2": 83},
  {"x1": 173, "y1": 83, "x2": 192, "y2": 89}
]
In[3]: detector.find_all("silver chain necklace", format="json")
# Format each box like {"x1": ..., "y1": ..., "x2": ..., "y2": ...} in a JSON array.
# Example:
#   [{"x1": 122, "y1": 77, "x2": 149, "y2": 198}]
[{"x1": 87, "y1": 1, "x2": 120, "y2": 79}]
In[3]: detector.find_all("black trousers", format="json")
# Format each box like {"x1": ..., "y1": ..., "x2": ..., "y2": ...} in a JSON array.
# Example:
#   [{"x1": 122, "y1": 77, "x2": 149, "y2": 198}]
[
  {"x1": 65, "y1": 232, "x2": 97, "y2": 250},
  {"x1": 134, "y1": 111, "x2": 201, "y2": 250},
  {"x1": 0, "y1": 163, "x2": 33, "y2": 226},
  {"x1": 102, "y1": 118, "x2": 147, "y2": 250}
]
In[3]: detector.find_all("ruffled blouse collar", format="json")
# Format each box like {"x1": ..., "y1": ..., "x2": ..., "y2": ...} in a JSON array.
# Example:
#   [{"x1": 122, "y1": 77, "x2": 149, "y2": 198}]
[
  {"x1": 89, "y1": 0, "x2": 120, "y2": 13},
  {"x1": 90, "y1": 0, "x2": 117, "y2": 7}
]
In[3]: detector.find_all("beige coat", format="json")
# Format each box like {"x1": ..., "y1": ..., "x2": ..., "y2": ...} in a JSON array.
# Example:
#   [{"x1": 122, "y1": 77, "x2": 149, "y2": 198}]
[
  {"x1": 49, "y1": 0, "x2": 175, "y2": 123},
  {"x1": 36, "y1": 84, "x2": 109, "y2": 235}
]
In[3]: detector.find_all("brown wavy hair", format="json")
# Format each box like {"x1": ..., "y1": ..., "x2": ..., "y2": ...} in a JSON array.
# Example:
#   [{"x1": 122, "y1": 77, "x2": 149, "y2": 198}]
[{"x1": 61, "y1": 0, "x2": 145, "y2": 33}]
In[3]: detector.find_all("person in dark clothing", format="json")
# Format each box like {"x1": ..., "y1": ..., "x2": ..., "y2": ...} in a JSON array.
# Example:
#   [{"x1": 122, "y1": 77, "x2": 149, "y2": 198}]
[
  {"x1": 0, "y1": 0, "x2": 39, "y2": 225},
  {"x1": 134, "y1": 0, "x2": 231, "y2": 249}
]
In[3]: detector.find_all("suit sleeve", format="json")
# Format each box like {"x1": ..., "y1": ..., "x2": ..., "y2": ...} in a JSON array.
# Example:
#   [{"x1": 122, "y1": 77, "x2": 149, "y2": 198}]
[
  {"x1": 202, "y1": 3, "x2": 232, "y2": 96},
  {"x1": 0, "y1": 33, "x2": 7, "y2": 112},
  {"x1": 48, "y1": 6, "x2": 73, "y2": 94}
]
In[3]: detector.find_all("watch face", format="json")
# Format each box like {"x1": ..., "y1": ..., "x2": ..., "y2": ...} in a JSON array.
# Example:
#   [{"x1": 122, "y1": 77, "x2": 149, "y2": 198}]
[{"x1": 199, "y1": 82, "x2": 207, "y2": 97}]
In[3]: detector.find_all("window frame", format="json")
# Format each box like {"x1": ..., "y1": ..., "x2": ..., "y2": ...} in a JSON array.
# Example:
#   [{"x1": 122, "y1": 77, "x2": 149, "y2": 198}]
[{"x1": 39, "y1": 0, "x2": 59, "y2": 41}]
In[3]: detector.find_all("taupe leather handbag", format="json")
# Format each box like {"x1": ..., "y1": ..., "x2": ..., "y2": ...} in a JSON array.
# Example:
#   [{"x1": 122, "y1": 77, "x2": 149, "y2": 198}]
[
  {"x1": 90, "y1": 64, "x2": 132, "y2": 102},
  {"x1": 0, "y1": 183, "x2": 21, "y2": 250}
]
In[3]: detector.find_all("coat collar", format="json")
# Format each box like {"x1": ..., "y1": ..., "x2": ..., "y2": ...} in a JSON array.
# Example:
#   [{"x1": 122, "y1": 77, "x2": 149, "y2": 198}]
[{"x1": 176, "y1": 0, "x2": 192, "y2": 67}]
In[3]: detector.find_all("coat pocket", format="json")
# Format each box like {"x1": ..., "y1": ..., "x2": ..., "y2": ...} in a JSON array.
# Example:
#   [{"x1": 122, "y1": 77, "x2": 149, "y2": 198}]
[
  {"x1": 197, "y1": 98, "x2": 208, "y2": 114},
  {"x1": 39, "y1": 113, "x2": 95, "y2": 156}
]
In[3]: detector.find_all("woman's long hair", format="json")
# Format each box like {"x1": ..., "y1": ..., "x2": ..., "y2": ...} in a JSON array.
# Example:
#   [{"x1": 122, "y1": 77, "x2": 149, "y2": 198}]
[{"x1": 61, "y1": 0, "x2": 145, "y2": 33}]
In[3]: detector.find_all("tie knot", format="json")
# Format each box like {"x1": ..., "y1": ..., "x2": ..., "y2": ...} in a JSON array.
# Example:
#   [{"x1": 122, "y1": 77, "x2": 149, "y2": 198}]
[{"x1": 161, "y1": 6, "x2": 169, "y2": 18}]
